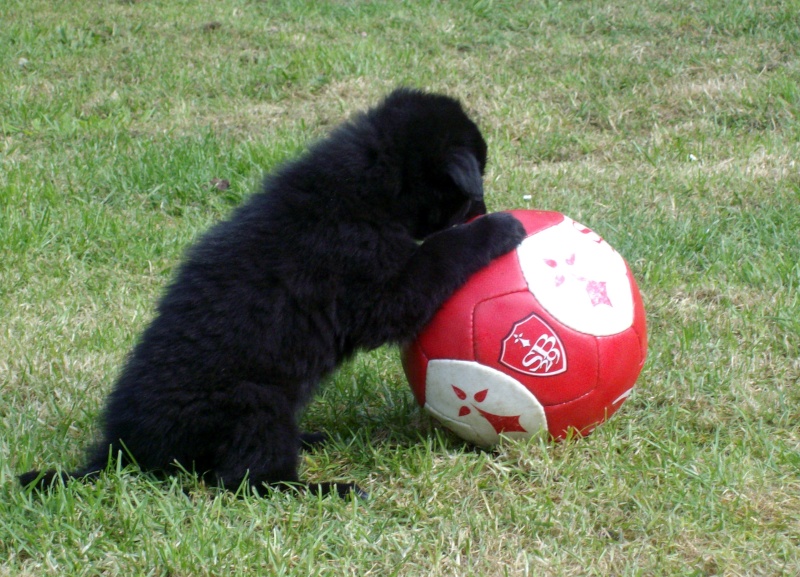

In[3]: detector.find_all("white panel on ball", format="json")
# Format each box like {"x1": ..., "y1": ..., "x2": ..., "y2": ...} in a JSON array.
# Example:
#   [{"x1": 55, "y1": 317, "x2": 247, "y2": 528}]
[
  {"x1": 424, "y1": 359, "x2": 547, "y2": 446},
  {"x1": 517, "y1": 217, "x2": 634, "y2": 336}
]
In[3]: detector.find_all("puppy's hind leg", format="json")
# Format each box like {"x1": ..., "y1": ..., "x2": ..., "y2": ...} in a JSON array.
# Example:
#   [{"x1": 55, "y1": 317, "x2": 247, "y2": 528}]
[
  {"x1": 215, "y1": 434, "x2": 367, "y2": 499},
  {"x1": 212, "y1": 383, "x2": 366, "y2": 499}
]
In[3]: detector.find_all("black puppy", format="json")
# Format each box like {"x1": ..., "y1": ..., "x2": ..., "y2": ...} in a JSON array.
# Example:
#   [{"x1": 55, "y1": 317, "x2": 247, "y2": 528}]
[{"x1": 20, "y1": 88, "x2": 525, "y2": 498}]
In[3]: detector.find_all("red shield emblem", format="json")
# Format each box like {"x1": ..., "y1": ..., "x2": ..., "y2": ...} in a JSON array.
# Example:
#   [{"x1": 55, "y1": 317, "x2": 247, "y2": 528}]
[{"x1": 499, "y1": 313, "x2": 567, "y2": 377}]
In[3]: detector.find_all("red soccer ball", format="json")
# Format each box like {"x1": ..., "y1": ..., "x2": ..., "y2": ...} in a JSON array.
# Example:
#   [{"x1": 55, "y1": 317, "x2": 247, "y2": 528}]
[{"x1": 402, "y1": 210, "x2": 647, "y2": 445}]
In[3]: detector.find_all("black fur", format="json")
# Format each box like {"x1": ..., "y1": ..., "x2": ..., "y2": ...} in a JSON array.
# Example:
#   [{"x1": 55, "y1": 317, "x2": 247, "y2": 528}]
[{"x1": 20, "y1": 88, "x2": 526, "y2": 498}]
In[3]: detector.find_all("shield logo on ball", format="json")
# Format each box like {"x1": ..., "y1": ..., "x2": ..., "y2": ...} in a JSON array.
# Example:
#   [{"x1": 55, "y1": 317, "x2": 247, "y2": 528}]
[{"x1": 499, "y1": 313, "x2": 567, "y2": 377}]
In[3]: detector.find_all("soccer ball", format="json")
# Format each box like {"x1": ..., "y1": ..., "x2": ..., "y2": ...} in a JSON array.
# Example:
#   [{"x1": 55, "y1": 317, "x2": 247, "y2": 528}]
[{"x1": 401, "y1": 210, "x2": 647, "y2": 446}]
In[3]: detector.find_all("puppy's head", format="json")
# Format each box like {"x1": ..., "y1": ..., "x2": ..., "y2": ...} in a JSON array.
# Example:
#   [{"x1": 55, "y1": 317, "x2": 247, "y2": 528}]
[{"x1": 369, "y1": 88, "x2": 489, "y2": 239}]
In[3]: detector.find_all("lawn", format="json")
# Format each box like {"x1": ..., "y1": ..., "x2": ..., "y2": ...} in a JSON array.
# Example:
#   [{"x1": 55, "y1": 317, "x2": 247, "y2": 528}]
[{"x1": 1, "y1": 0, "x2": 798, "y2": 575}]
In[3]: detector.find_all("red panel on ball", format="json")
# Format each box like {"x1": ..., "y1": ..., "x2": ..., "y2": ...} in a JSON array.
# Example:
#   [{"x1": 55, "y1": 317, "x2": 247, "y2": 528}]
[
  {"x1": 596, "y1": 328, "x2": 642, "y2": 407},
  {"x1": 401, "y1": 339, "x2": 429, "y2": 406},
  {"x1": 629, "y1": 271, "x2": 648, "y2": 359},
  {"x1": 540, "y1": 390, "x2": 605, "y2": 440},
  {"x1": 414, "y1": 285, "x2": 476, "y2": 363},
  {"x1": 472, "y1": 292, "x2": 599, "y2": 407},
  {"x1": 510, "y1": 209, "x2": 564, "y2": 236}
]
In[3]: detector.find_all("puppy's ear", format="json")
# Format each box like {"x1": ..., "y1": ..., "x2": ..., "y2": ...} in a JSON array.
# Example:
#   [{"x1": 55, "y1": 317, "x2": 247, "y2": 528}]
[{"x1": 446, "y1": 150, "x2": 484, "y2": 201}]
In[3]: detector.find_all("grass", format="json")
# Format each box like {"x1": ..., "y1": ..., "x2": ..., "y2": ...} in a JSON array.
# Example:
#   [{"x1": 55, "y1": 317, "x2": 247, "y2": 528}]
[{"x1": 1, "y1": 0, "x2": 799, "y2": 575}]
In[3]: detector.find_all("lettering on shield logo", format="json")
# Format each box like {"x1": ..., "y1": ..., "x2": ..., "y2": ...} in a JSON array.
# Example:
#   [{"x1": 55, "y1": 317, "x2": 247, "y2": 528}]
[{"x1": 500, "y1": 313, "x2": 567, "y2": 377}]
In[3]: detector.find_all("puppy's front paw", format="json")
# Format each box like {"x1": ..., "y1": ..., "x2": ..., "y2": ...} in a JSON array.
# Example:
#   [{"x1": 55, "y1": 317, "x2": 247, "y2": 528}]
[{"x1": 476, "y1": 212, "x2": 527, "y2": 257}]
